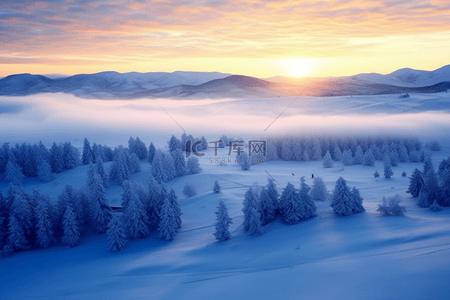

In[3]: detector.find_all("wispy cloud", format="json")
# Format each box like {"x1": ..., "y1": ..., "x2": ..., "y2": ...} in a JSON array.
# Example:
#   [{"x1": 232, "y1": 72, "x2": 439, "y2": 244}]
[{"x1": 1, "y1": 0, "x2": 449, "y2": 76}]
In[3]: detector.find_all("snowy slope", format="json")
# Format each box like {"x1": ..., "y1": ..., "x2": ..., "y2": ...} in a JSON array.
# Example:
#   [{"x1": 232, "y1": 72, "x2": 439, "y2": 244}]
[{"x1": 1, "y1": 144, "x2": 450, "y2": 299}]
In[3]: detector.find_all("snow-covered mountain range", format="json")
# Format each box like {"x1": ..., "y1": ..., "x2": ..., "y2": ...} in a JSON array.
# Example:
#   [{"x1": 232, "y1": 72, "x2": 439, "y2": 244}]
[{"x1": 1, "y1": 65, "x2": 450, "y2": 99}]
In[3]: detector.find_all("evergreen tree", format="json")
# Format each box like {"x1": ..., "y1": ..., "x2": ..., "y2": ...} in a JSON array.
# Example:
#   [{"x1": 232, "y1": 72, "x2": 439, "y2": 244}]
[
  {"x1": 168, "y1": 135, "x2": 182, "y2": 153},
  {"x1": 37, "y1": 160, "x2": 53, "y2": 182},
  {"x1": 7, "y1": 187, "x2": 33, "y2": 251},
  {"x1": 409, "y1": 150, "x2": 420, "y2": 162},
  {"x1": 384, "y1": 155, "x2": 393, "y2": 178},
  {"x1": 213, "y1": 180, "x2": 221, "y2": 193},
  {"x1": 181, "y1": 132, "x2": 188, "y2": 151},
  {"x1": 363, "y1": 149, "x2": 375, "y2": 166},
  {"x1": 183, "y1": 182, "x2": 197, "y2": 197},
  {"x1": 172, "y1": 149, "x2": 186, "y2": 176},
  {"x1": 158, "y1": 191, "x2": 178, "y2": 240},
  {"x1": 374, "y1": 170, "x2": 380, "y2": 178},
  {"x1": 377, "y1": 195, "x2": 406, "y2": 216},
  {"x1": 128, "y1": 137, "x2": 136, "y2": 153},
  {"x1": 147, "y1": 175, "x2": 162, "y2": 230},
  {"x1": 438, "y1": 159, "x2": 450, "y2": 178},
  {"x1": 201, "y1": 136, "x2": 208, "y2": 150},
  {"x1": 333, "y1": 145, "x2": 342, "y2": 161},
  {"x1": 107, "y1": 215, "x2": 127, "y2": 252},
  {"x1": 429, "y1": 200, "x2": 442, "y2": 212},
  {"x1": 151, "y1": 150, "x2": 167, "y2": 183},
  {"x1": 63, "y1": 142, "x2": 80, "y2": 170},
  {"x1": 121, "y1": 181, "x2": 149, "y2": 239},
  {"x1": 214, "y1": 200, "x2": 232, "y2": 241},
  {"x1": 96, "y1": 157, "x2": 109, "y2": 189},
  {"x1": 353, "y1": 146, "x2": 364, "y2": 165},
  {"x1": 82, "y1": 138, "x2": 93, "y2": 165},
  {"x1": 109, "y1": 146, "x2": 130, "y2": 185},
  {"x1": 247, "y1": 207, "x2": 264, "y2": 236},
  {"x1": 331, "y1": 177, "x2": 355, "y2": 216},
  {"x1": 34, "y1": 191, "x2": 55, "y2": 248},
  {"x1": 148, "y1": 142, "x2": 156, "y2": 164},
  {"x1": 390, "y1": 150, "x2": 399, "y2": 167},
  {"x1": 239, "y1": 153, "x2": 251, "y2": 170},
  {"x1": 423, "y1": 162, "x2": 441, "y2": 206},
  {"x1": 407, "y1": 168, "x2": 424, "y2": 197},
  {"x1": 243, "y1": 187, "x2": 260, "y2": 230},
  {"x1": 323, "y1": 151, "x2": 333, "y2": 168},
  {"x1": 398, "y1": 143, "x2": 409, "y2": 162},
  {"x1": 187, "y1": 156, "x2": 202, "y2": 174},
  {"x1": 280, "y1": 183, "x2": 304, "y2": 224},
  {"x1": 259, "y1": 187, "x2": 276, "y2": 225},
  {"x1": 351, "y1": 187, "x2": 365, "y2": 213},
  {"x1": 440, "y1": 169, "x2": 450, "y2": 207},
  {"x1": 61, "y1": 202, "x2": 80, "y2": 247},
  {"x1": 162, "y1": 152, "x2": 176, "y2": 180},
  {"x1": 5, "y1": 151, "x2": 24, "y2": 185},
  {"x1": 299, "y1": 177, "x2": 317, "y2": 219},
  {"x1": 0, "y1": 191, "x2": 7, "y2": 249},
  {"x1": 418, "y1": 191, "x2": 430, "y2": 208},
  {"x1": 50, "y1": 142, "x2": 64, "y2": 173},
  {"x1": 89, "y1": 173, "x2": 112, "y2": 234},
  {"x1": 310, "y1": 177, "x2": 328, "y2": 201},
  {"x1": 266, "y1": 178, "x2": 279, "y2": 212},
  {"x1": 341, "y1": 149, "x2": 353, "y2": 166},
  {"x1": 134, "y1": 137, "x2": 148, "y2": 160}
]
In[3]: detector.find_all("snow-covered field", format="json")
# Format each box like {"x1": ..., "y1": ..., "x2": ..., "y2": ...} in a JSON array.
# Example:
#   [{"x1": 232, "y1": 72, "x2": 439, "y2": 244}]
[{"x1": 1, "y1": 92, "x2": 450, "y2": 299}]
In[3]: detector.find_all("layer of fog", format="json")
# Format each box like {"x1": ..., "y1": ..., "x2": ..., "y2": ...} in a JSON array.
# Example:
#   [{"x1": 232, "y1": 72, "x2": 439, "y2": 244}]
[{"x1": 1, "y1": 93, "x2": 449, "y2": 148}]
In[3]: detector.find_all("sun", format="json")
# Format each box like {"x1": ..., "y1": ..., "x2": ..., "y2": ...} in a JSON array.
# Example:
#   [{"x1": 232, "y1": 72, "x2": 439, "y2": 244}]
[{"x1": 279, "y1": 58, "x2": 315, "y2": 78}]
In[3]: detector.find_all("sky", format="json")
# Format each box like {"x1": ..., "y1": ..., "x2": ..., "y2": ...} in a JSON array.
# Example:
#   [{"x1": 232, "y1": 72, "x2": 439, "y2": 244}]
[{"x1": 1, "y1": 0, "x2": 450, "y2": 78}]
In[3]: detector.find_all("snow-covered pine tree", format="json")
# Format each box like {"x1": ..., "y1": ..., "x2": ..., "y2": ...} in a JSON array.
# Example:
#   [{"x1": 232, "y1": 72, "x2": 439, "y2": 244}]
[
  {"x1": 247, "y1": 206, "x2": 264, "y2": 236},
  {"x1": 310, "y1": 177, "x2": 328, "y2": 201},
  {"x1": 168, "y1": 188, "x2": 182, "y2": 229},
  {"x1": 82, "y1": 138, "x2": 93, "y2": 165},
  {"x1": 383, "y1": 155, "x2": 393, "y2": 178},
  {"x1": 259, "y1": 187, "x2": 276, "y2": 225},
  {"x1": 147, "y1": 175, "x2": 162, "y2": 231},
  {"x1": 418, "y1": 191, "x2": 430, "y2": 208},
  {"x1": 162, "y1": 152, "x2": 176, "y2": 180},
  {"x1": 181, "y1": 132, "x2": 189, "y2": 151},
  {"x1": 89, "y1": 173, "x2": 112, "y2": 234},
  {"x1": 125, "y1": 150, "x2": 141, "y2": 174},
  {"x1": 341, "y1": 149, "x2": 353, "y2": 166},
  {"x1": 243, "y1": 187, "x2": 260, "y2": 230},
  {"x1": 440, "y1": 169, "x2": 450, "y2": 207},
  {"x1": 37, "y1": 159, "x2": 53, "y2": 182},
  {"x1": 266, "y1": 178, "x2": 279, "y2": 212},
  {"x1": 0, "y1": 191, "x2": 7, "y2": 249},
  {"x1": 323, "y1": 151, "x2": 333, "y2": 168},
  {"x1": 377, "y1": 195, "x2": 406, "y2": 216},
  {"x1": 299, "y1": 177, "x2": 317, "y2": 219},
  {"x1": 96, "y1": 157, "x2": 109, "y2": 189},
  {"x1": 134, "y1": 137, "x2": 148, "y2": 160},
  {"x1": 280, "y1": 183, "x2": 305, "y2": 224},
  {"x1": 214, "y1": 200, "x2": 232, "y2": 241},
  {"x1": 50, "y1": 142, "x2": 64, "y2": 173},
  {"x1": 333, "y1": 145, "x2": 342, "y2": 161},
  {"x1": 351, "y1": 187, "x2": 365, "y2": 213},
  {"x1": 390, "y1": 150, "x2": 399, "y2": 167},
  {"x1": 22, "y1": 144, "x2": 39, "y2": 177},
  {"x1": 239, "y1": 152, "x2": 251, "y2": 170},
  {"x1": 438, "y1": 158, "x2": 450, "y2": 178},
  {"x1": 6, "y1": 187, "x2": 33, "y2": 251},
  {"x1": 201, "y1": 136, "x2": 208, "y2": 150},
  {"x1": 172, "y1": 149, "x2": 186, "y2": 176},
  {"x1": 61, "y1": 201, "x2": 80, "y2": 247},
  {"x1": 311, "y1": 139, "x2": 322, "y2": 160},
  {"x1": 374, "y1": 170, "x2": 380, "y2": 177},
  {"x1": 183, "y1": 182, "x2": 197, "y2": 197},
  {"x1": 186, "y1": 156, "x2": 202, "y2": 174},
  {"x1": 406, "y1": 168, "x2": 424, "y2": 197},
  {"x1": 121, "y1": 181, "x2": 149, "y2": 239},
  {"x1": 107, "y1": 215, "x2": 127, "y2": 252},
  {"x1": 363, "y1": 149, "x2": 375, "y2": 166},
  {"x1": 109, "y1": 146, "x2": 131, "y2": 185},
  {"x1": 33, "y1": 191, "x2": 55, "y2": 248},
  {"x1": 151, "y1": 150, "x2": 167, "y2": 183},
  {"x1": 128, "y1": 137, "x2": 135, "y2": 154},
  {"x1": 63, "y1": 142, "x2": 80, "y2": 170},
  {"x1": 213, "y1": 180, "x2": 221, "y2": 193},
  {"x1": 429, "y1": 200, "x2": 442, "y2": 212},
  {"x1": 148, "y1": 142, "x2": 156, "y2": 164},
  {"x1": 168, "y1": 135, "x2": 182, "y2": 153},
  {"x1": 398, "y1": 143, "x2": 410, "y2": 162},
  {"x1": 158, "y1": 191, "x2": 178, "y2": 240},
  {"x1": 5, "y1": 151, "x2": 24, "y2": 185},
  {"x1": 331, "y1": 177, "x2": 355, "y2": 216},
  {"x1": 353, "y1": 146, "x2": 364, "y2": 165}
]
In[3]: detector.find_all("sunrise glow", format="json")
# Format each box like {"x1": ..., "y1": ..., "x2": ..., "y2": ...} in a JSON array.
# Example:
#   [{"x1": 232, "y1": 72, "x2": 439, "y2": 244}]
[{"x1": 1, "y1": 1, "x2": 450, "y2": 78}]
